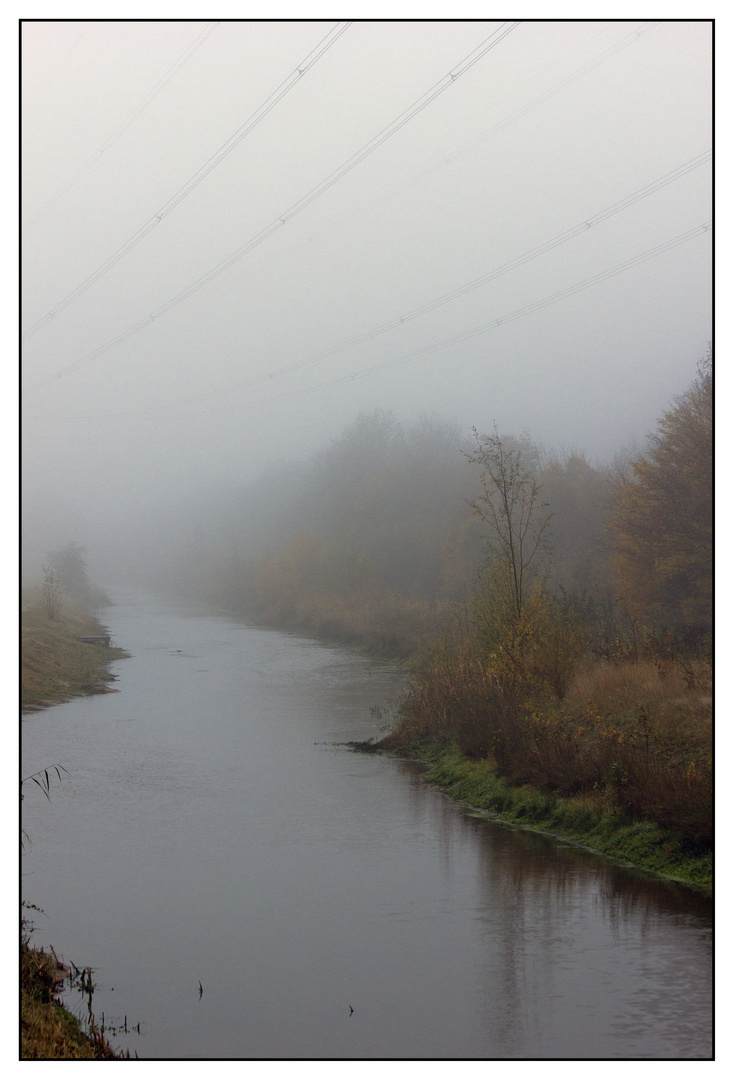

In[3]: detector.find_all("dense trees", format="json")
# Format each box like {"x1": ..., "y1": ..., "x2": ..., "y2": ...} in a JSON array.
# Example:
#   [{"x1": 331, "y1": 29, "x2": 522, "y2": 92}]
[
  {"x1": 172, "y1": 411, "x2": 617, "y2": 644},
  {"x1": 385, "y1": 363, "x2": 711, "y2": 853},
  {"x1": 302, "y1": 411, "x2": 470, "y2": 597},
  {"x1": 608, "y1": 352, "x2": 712, "y2": 635}
]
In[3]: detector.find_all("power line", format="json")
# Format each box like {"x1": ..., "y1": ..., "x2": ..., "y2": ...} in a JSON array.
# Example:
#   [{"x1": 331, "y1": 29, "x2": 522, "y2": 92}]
[
  {"x1": 198, "y1": 221, "x2": 713, "y2": 417},
  {"x1": 56, "y1": 150, "x2": 711, "y2": 416},
  {"x1": 22, "y1": 21, "x2": 351, "y2": 339},
  {"x1": 323, "y1": 21, "x2": 661, "y2": 241},
  {"x1": 23, "y1": 22, "x2": 221, "y2": 230},
  {"x1": 22, "y1": 22, "x2": 519, "y2": 391},
  {"x1": 28, "y1": 220, "x2": 711, "y2": 424}
]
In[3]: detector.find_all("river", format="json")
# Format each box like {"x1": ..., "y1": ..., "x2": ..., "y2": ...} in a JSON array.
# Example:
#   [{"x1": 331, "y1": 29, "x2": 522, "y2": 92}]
[{"x1": 21, "y1": 592, "x2": 713, "y2": 1059}]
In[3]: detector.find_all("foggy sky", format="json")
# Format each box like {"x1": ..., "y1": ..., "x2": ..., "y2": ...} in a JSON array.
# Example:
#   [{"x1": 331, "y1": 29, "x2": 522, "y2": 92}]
[{"x1": 21, "y1": 19, "x2": 712, "y2": 581}]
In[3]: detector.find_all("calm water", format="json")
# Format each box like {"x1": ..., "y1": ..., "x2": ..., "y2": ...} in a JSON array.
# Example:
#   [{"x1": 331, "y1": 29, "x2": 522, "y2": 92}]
[{"x1": 21, "y1": 593, "x2": 712, "y2": 1059}]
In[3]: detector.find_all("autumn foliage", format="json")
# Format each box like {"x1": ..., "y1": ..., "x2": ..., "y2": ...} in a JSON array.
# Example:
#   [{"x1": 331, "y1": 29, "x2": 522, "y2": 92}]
[
  {"x1": 177, "y1": 357, "x2": 712, "y2": 850},
  {"x1": 387, "y1": 357, "x2": 712, "y2": 850},
  {"x1": 608, "y1": 352, "x2": 712, "y2": 636}
]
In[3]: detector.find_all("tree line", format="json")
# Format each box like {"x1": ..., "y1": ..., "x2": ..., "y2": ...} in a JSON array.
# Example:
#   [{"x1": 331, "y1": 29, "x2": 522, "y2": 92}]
[
  {"x1": 386, "y1": 351, "x2": 712, "y2": 851},
  {"x1": 173, "y1": 353, "x2": 711, "y2": 657},
  {"x1": 166, "y1": 350, "x2": 711, "y2": 850},
  {"x1": 171, "y1": 412, "x2": 620, "y2": 652}
]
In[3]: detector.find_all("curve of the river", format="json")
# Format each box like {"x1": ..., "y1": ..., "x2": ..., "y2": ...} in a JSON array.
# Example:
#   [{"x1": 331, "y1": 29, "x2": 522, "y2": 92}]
[{"x1": 21, "y1": 592, "x2": 712, "y2": 1059}]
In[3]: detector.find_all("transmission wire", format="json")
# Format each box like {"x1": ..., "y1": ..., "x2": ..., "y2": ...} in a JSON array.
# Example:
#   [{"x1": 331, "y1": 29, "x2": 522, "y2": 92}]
[
  {"x1": 22, "y1": 22, "x2": 519, "y2": 391},
  {"x1": 27, "y1": 221, "x2": 711, "y2": 423},
  {"x1": 24, "y1": 22, "x2": 221, "y2": 231},
  {"x1": 46, "y1": 149, "x2": 709, "y2": 417},
  {"x1": 22, "y1": 21, "x2": 351, "y2": 339},
  {"x1": 188, "y1": 221, "x2": 713, "y2": 418}
]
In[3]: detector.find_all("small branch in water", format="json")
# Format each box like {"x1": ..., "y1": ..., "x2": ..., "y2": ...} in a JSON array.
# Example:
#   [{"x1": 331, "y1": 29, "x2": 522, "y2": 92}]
[{"x1": 345, "y1": 739, "x2": 382, "y2": 754}]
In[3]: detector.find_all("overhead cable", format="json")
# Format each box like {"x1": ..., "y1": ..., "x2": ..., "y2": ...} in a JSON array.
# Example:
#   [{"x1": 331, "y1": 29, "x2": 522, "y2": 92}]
[
  {"x1": 326, "y1": 21, "x2": 660, "y2": 238},
  {"x1": 22, "y1": 20, "x2": 351, "y2": 340},
  {"x1": 22, "y1": 21, "x2": 519, "y2": 388},
  {"x1": 24, "y1": 22, "x2": 221, "y2": 231},
  {"x1": 152, "y1": 150, "x2": 712, "y2": 410},
  {"x1": 28, "y1": 220, "x2": 711, "y2": 423},
  {"x1": 193, "y1": 220, "x2": 714, "y2": 418}
]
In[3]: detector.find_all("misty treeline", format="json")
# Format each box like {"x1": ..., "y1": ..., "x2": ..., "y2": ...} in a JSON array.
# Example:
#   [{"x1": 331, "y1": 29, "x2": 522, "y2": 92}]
[
  {"x1": 168, "y1": 360, "x2": 711, "y2": 654},
  {"x1": 38, "y1": 542, "x2": 109, "y2": 619},
  {"x1": 161, "y1": 354, "x2": 712, "y2": 660},
  {"x1": 166, "y1": 413, "x2": 615, "y2": 655},
  {"x1": 162, "y1": 352, "x2": 711, "y2": 849},
  {"x1": 387, "y1": 352, "x2": 712, "y2": 850}
]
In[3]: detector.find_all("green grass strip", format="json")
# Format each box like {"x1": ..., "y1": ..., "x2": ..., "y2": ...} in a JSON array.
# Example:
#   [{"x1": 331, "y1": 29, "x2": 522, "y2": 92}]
[{"x1": 376, "y1": 741, "x2": 712, "y2": 893}]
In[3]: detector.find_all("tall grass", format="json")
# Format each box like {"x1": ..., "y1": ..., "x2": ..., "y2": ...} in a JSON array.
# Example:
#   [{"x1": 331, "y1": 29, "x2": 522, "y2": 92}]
[
  {"x1": 240, "y1": 580, "x2": 454, "y2": 661},
  {"x1": 388, "y1": 642, "x2": 712, "y2": 851}
]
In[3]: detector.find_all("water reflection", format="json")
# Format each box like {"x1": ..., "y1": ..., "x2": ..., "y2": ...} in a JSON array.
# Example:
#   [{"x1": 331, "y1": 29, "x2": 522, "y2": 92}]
[
  {"x1": 22, "y1": 595, "x2": 712, "y2": 1059},
  {"x1": 395, "y1": 759, "x2": 712, "y2": 1058}
]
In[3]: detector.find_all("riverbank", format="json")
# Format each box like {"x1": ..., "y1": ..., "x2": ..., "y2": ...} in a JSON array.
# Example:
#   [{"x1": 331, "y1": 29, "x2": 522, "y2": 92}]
[
  {"x1": 354, "y1": 736, "x2": 712, "y2": 894},
  {"x1": 203, "y1": 583, "x2": 447, "y2": 663},
  {"x1": 20, "y1": 935, "x2": 123, "y2": 1059},
  {"x1": 21, "y1": 593, "x2": 128, "y2": 713},
  {"x1": 229, "y1": 592, "x2": 713, "y2": 892},
  {"x1": 21, "y1": 593, "x2": 130, "y2": 1058}
]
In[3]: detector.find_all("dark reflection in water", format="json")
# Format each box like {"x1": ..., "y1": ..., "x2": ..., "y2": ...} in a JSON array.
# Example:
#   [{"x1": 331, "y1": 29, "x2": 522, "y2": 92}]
[
  {"x1": 395, "y1": 760, "x2": 711, "y2": 1058},
  {"x1": 21, "y1": 593, "x2": 711, "y2": 1059}
]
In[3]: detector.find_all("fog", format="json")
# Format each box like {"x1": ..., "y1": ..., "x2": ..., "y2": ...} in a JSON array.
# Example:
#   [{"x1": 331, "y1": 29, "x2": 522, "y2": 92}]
[{"x1": 21, "y1": 19, "x2": 712, "y2": 585}]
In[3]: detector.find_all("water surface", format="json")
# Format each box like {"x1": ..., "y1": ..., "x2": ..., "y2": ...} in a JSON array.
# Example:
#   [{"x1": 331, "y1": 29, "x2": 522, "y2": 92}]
[{"x1": 21, "y1": 593, "x2": 712, "y2": 1059}]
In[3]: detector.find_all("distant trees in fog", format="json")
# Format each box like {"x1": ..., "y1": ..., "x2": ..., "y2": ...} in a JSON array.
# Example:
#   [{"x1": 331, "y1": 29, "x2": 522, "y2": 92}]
[{"x1": 168, "y1": 351, "x2": 712, "y2": 655}]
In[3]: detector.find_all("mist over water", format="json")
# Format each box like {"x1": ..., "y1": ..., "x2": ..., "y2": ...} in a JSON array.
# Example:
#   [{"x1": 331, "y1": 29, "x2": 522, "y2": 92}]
[{"x1": 20, "y1": 23, "x2": 713, "y2": 1059}]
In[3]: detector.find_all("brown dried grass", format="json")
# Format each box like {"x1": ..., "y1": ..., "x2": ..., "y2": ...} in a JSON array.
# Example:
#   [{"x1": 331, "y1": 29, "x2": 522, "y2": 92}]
[{"x1": 391, "y1": 648, "x2": 712, "y2": 849}]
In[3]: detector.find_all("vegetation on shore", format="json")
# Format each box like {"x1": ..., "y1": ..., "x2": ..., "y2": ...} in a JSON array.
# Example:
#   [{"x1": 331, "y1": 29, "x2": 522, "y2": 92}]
[
  {"x1": 362, "y1": 738, "x2": 712, "y2": 891},
  {"x1": 21, "y1": 544, "x2": 130, "y2": 1058},
  {"x1": 20, "y1": 928, "x2": 123, "y2": 1059},
  {"x1": 21, "y1": 598, "x2": 128, "y2": 712},
  {"x1": 372, "y1": 639, "x2": 712, "y2": 892},
  {"x1": 378, "y1": 358, "x2": 711, "y2": 888},
  {"x1": 173, "y1": 354, "x2": 711, "y2": 888},
  {"x1": 21, "y1": 544, "x2": 128, "y2": 712}
]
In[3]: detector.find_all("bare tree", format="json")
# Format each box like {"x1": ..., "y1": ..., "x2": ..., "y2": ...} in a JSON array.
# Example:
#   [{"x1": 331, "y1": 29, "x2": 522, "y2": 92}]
[{"x1": 467, "y1": 426, "x2": 552, "y2": 636}]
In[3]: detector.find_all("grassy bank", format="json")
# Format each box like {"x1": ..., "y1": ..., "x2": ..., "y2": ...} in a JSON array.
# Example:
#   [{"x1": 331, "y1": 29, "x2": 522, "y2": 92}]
[
  {"x1": 21, "y1": 590, "x2": 128, "y2": 712},
  {"x1": 230, "y1": 584, "x2": 713, "y2": 892},
  {"x1": 360, "y1": 736, "x2": 712, "y2": 892},
  {"x1": 389, "y1": 641, "x2": 711, "y2": 839},
  {"x1": 20, "y1": 932, "x2": 124, "y2": 1059},
  {"x1": 361, "y1": 611, "x2": 713, "y2": 894},
  {"x1": 21, "y1": 590, "x2": 131, "y2": 1057}
]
